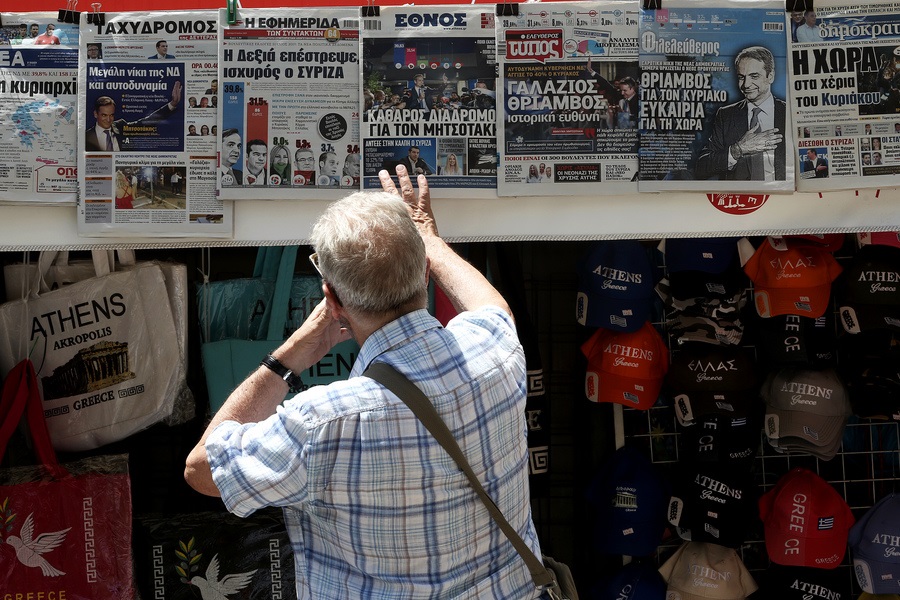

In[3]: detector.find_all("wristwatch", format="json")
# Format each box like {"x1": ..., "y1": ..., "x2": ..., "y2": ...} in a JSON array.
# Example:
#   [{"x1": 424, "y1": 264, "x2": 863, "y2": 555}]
[{"x1": 260, "y1": 354, "x2": 304, "y2": 392}]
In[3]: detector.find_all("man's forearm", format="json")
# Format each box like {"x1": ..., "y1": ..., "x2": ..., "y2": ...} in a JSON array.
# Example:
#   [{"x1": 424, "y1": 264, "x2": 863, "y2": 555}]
[
  {"x1": 423, "y1": 235, "x2": 511, "y2": 317},
  {"x1": 184, "y1": 363, "x2": 293, "y2": 496}
]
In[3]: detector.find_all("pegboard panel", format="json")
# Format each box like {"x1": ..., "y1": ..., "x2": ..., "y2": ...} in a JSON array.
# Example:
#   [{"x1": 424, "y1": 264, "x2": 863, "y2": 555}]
[{"x1": 613, "y1": 236, "x2": 900, "y2": 597}]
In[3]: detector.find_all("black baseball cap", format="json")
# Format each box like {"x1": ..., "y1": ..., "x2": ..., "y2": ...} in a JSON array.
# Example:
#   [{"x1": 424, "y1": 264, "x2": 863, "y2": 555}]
[
  {"x1": 838, "y1": 245, "x2": 900, "y2": 334},
  {"x1": 665, "y1": 343, "x2": 760, "y2": 426}
]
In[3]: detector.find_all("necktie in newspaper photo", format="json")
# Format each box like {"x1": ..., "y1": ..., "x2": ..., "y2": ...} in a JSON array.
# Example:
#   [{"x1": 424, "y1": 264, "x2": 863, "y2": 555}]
[
  {"x1": 749, "y1": 106, "x2": 764, "y2": 180},
  {"x1": 105, "y1": 129, "x2": 113, "y2": 151}
]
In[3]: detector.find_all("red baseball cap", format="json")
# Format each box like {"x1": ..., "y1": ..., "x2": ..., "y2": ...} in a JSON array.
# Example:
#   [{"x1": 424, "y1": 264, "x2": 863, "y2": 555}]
[
  {"x1": 581, "y1": 322, "x2": 669, "y2": 410},
  {"x1": 858, "y1": 231, "x2": 900, "y2": 249},
  {"x1": 744, "y1": 237, "x2": 843, "y2": 318},
  {"x1": 759, "y1": 467, "x2": 855, "y2": 569}
]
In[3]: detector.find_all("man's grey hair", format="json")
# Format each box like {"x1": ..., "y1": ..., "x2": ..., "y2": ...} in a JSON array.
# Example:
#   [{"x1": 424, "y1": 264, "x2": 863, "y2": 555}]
[{"x1": 311, "y1": 191, "x2": 426, "y2": 314}]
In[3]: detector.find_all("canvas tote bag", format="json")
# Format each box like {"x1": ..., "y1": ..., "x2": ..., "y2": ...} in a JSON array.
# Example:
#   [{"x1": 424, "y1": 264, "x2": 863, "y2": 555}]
[
  {"x1": 0, "y1": 254, "x2": 181, "y2": 451},
  {"x1": 4, "y1": 250, "x2": 195, "y2": 425}
]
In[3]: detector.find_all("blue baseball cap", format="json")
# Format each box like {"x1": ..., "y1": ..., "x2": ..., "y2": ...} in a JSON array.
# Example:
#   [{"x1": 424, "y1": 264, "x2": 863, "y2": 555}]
[
  {"x1": 592, "y1": 561, "x2": 667, "y2": 599},
  {"x1": 850, "y1": 493, "x2": 900, "y2": 594},
  {"x1": 587, "y1": 446, "x2": 671, "y2": 556},
  {"x1": 664, "y1": 237, "x2": 740, "y2": 274},
  {"x1": 576, "y1": 240, "x2": 655, "y2": 331}
]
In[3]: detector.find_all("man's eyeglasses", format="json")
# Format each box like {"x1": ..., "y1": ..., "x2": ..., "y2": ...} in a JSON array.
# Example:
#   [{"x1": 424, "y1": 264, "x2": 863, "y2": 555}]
[{"x1": 309, "y1": 253, "x2": 342, "y2": 306}]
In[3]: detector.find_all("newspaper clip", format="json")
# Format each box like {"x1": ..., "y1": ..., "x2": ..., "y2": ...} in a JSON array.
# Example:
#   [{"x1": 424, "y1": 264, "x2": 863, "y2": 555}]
[
  {"x1": 226, "y1": 0, "x2": 242, "y2": 25},
  {"x1": 642, "y1": 0, "x2": 662, "y2": 10},
  {"x1": 58, "y1": 0, "x2": 80, "y2": 24},
  {"x1": 786, "y1": 0, "x2": 813, "y2": 12},
  {"x1": 496, "y1": 3, "x2": 519, "y2": 16},
  {"x1": 87, "y1": 3, "x2": 105, "y2": 27},
  {"x1": 361, "y1": 2, "x2": 380, "y2": 18}
]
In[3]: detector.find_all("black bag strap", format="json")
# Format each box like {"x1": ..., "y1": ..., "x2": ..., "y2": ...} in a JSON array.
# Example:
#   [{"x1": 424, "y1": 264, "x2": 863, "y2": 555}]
[{"x1": 364, "y1": 361, "x2": 557, "y2": 593}]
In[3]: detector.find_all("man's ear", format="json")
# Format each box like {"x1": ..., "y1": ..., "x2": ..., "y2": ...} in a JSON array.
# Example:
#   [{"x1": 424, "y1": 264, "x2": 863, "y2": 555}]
[{"x1": 322, "y1": 281, "x2": 342, "y2": 312}]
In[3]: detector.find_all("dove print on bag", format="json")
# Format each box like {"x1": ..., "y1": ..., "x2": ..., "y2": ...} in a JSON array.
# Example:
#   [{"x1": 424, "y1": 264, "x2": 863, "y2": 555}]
[
  {"x1": 6, "y1": 513, "x2": 71, "y2": 577},
  {"x1": 188, "y1": 555, "x2": 256, "y2": 600}
]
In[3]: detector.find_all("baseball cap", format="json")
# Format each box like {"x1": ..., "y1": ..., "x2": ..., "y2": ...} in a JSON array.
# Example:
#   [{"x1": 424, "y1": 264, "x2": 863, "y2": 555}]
[
  {"x1": 663, "y1": 237, "x2": 740, "y2": 274},
  {"x1": 857, "y1": 231, "x2": 900, "y2": 249},
  {"x1": 581, "y1": 322, "x2": 669, "y2": 409},
  {"x1": 838, "y1": 331, "x2": 900, "y2": 421},
  {"x1": 849, "y1": 493, "x2": 900, "y2": 594},
  {"x1": 587, "y1": 446, "x2": 671, "y2": 556},
  {"x1": 762, "y1": 367, "x2": 852, "y2": 459},
  {"x1": 758, "y1": 467, "x2": 855, "y2": 569},
  {"x1": 658, "y1": 269, "x2": 749, "y2": 346},
  {"x1": 781, "y1": 233, "x2": 847, "y2": 253},
  {"x1": 752, "y1": 311, "x2": 837, "y2": 368},
  {"x1": 743, "y1": 237, "x2": 843, "y2": 318},
  {"x1": 755, "y1": 564, "x2": 849, "y2": 599},
  {"x1": 680, "y1": 413, "x2": 762, "y2": 465},
  {"x1": 576, "y1": 240, "x2": 655, "y2": 331},
  {"x1": 838, "y1": 245, "x2": 900, "y2": 334},
  {"x1": 667, "y1": 463, "x2": 756, "y2": 548},
  {"x1": 665, "y1": 343, "x2": 759, "y2": 426},
  {"x1": 658, "y1": 541, "x2": 758, "y2": 599},
  {"x1": 594, "y1": 561, "x2": 666, "y2": 600}
]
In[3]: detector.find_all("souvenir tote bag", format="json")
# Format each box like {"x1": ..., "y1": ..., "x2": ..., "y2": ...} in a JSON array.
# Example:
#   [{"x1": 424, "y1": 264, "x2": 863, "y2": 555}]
[
  {"x1": 134, "y1": 509, "x2": 296, "y2": 599},
  {"x1": 0, "y1": 359, "x2": 135, "y2": 599},
  {"x1": 0, "y1": 256, "x2": 181, "y2": 451},
  {"x1": 200, "y1": 246, "x2": 358, "y2": 413},
  {"x1": 3, "y1": 250, "x2": 193, "y2": 423}
]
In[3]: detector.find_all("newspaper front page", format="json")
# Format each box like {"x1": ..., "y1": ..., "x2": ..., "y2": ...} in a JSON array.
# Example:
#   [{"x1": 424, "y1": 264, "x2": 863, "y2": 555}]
[
  {"x1": 638, "y1": 0, "x2": 795, "y2": 193},
  {"x1": 789, "y1": 0, "x2": 900, "y2": 191},
  {"x1": 78, "y1": 10, "x2": 231, "y2": 237},
  {"x1": 361, "y1": 6, "x2": 498, "y2": 197},
  {"x1": 0, "y1": 13, "x2": 79, "y2": 205},
  {"x1": 218, "y1": 8, "x2": 360, "y2": 200},
  {"x1": 497, "y1": 1, "x2": 640, "y2": 196}
]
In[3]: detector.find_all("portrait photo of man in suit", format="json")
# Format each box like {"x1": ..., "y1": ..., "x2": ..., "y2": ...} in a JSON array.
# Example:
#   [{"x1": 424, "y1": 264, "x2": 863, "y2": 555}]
[
  {"x1": 149, "y1": 40, "x2": 175, "y2": 59},
  {"x1": 401, "y1": 145, "x2": 432, "y2": 176},
  {"x1": 220, "y1": 129, "x2": 243, "y2": 186},
  {"x1": 695, "y1": 46, "x2": 786, "y2": 182},
  {"x1": 402, "y1": 74, "x2": 434, "y2": 114},
  {"x1": 85, "y1": 81, "x2": 182, "y2": 151}
]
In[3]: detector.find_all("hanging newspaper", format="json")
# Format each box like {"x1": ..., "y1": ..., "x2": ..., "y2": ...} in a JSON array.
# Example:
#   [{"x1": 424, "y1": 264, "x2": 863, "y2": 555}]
[
  {"x1": 218, "y1": 8, "x2": 359, "y2": 199},
  {"x1": 78, "y1": 10, "x2": 231, "y2": 237},
  {"x1": 0, "y1": 13, "x2": 79, "y2": 205},
  {"x1": 361, "y1": 6, "x2": 498, "y2": 198},
  {"x1": 638, "y1": 0, "x2": 794, "y2": 193},
  {"x1": 789, "y1": 0, "x2": 900, "y2": 191},
  {"x1": 497, "y1": 1, "x2": 640, "y2": 196}
]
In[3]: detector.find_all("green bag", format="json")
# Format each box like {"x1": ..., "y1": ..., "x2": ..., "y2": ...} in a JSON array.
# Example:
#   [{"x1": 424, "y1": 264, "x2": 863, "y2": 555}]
[{"x1": 200, "y1": 246, "x2": 358, "y2": 413}]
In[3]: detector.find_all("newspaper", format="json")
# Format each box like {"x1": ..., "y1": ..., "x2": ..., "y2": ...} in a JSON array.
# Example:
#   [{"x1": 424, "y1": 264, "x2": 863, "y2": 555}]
[
  {"x1": 638, "y1": 0, "x2": 795, "y2": 193},
  {"x1": 789, "y1": 0, "x2": 900, "y2": 191},
  {"x1": 78, "y1": 10, "x2": 231, "y2": 237},
  {"x1": 218, "y1": 8, "x2": 359, "y2": 200},
  {"x1": 0, "y1": 13, "x2": 79, "y2": 205},
  {"x1": 497, "y1": 1, "x2": 640, "y2": 196},
  {"x1": 361, "y1": 6, "x2": 498, "y2": 197}
]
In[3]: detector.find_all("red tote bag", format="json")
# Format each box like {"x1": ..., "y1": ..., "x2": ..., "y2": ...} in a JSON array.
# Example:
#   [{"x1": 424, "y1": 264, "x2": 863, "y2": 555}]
[{"x1": 0, "y1": 359, "x2": 135, "y2": 599}]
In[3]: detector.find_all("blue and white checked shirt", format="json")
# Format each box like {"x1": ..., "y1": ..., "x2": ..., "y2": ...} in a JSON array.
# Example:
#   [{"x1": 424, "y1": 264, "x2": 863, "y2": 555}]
[{"x1": 207, "y1": 306, "x2": 543, "y2": 599}]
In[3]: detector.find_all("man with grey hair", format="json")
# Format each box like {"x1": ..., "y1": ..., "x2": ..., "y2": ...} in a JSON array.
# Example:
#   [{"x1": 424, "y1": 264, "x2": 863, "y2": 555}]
[
  {"x1": 185, "y1": 165, "x2": 544, "y2": 598},
  {"x1": 695, "y1": 45, "x2": 786, "y2": 181}
]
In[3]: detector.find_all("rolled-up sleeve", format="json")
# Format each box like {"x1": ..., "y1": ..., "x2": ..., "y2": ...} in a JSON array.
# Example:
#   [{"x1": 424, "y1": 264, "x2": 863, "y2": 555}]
[{"x1": 205, "y1": 406, "x2": 311, "y2": 517}]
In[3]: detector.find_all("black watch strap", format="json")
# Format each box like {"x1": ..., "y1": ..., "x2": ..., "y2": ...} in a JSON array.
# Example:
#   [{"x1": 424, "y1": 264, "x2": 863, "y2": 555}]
[{"x1": 260, "y1": 354, "x2": 304, "y2": 391}]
